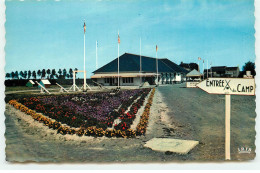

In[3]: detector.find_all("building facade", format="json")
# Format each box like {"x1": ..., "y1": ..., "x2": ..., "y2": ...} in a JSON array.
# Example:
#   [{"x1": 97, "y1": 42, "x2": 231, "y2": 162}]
[
  {"x1": 204, "y1": 66, "x2": 240, "y2": 78},
  {"x1": 91, "y1": 53, "x2": 188, "y2": 86}
]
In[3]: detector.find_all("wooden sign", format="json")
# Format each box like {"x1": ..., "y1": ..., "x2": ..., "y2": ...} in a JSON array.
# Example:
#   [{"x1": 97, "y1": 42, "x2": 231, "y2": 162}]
[
  {"x1": 197, "y1": 77, "x2": 255, "y2": 160},
  {"x1": 197, "y1": 78, "x2": 255, "y2": 96}
]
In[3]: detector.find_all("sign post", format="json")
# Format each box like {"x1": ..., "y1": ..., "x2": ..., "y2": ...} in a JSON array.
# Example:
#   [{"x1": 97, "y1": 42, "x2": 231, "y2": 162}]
[
  {"x1": 197, "y1": 78, "x2": 255, "y2": 160},
  {"x1": 225, "y1": 94, "x2": 231, "y2": 160}
]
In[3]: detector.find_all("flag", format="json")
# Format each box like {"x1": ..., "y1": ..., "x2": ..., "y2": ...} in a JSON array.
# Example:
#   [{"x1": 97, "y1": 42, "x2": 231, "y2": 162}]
[
  {"x1": 198, "y1": 57, "x2": 201, "y2": 60},
  {"x1": 83, "y1": 21, "x2": 86, "y2": 33},
  {"x1": 156, "y1": 45, "x2": 158, "y2": 52},
  {"x1": 118, "y1": 32, "x2": 120, "y2": 44}
]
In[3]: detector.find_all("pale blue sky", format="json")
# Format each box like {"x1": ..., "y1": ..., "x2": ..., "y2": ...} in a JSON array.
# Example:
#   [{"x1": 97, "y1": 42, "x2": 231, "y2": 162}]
[{"x1": 5, "y1": 0, "x2": 255, "y2": 77}]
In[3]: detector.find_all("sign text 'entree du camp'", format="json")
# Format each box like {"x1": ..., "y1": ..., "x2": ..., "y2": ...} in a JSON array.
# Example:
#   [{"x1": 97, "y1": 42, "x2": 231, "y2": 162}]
[{"x1": 197, "y1": 78, "x2": 255, "y2": 95}]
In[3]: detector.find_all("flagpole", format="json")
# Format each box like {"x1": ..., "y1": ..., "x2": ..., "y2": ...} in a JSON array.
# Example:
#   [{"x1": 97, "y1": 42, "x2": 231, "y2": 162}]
[
  {"x1": 83, "y1": 20, "x2": 86, "y2": 91},
  {"x1": 156, "y1": 47, "x2": 158, "y2": 85},
  {"x1": 207, "y1": 60, "x2": 208, "y2": 79},
  {"x1": 197, "y1": 57, "x2": 200, "y2": 72},
  {"x1": 203, "y1": 60, "x2": 204, "y2": 80},
  {"x1": 96, "y1": 40, "x2": 98, "y2": 70},
  {"x1": 211, "y1": 62, "x2": 213, "y2": 77},
  {"x1": 140, "y1": 38, "x2": 142, "y2": 86},
  {"x1": 118, "y1": 30, "x2": 120, "y2": 88}
]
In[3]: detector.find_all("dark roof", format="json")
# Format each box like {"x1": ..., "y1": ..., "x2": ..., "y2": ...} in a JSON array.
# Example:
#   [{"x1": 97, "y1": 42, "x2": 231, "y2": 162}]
[
  {"x1": 93, "y1": 53, "x2": 187, "y2": 74},
  {"x1": 226, "y1": 67, "x2": 239, "y2": 70},
  {"x1": 161, "y1": 59, "x2": 189, "y2": 74}
]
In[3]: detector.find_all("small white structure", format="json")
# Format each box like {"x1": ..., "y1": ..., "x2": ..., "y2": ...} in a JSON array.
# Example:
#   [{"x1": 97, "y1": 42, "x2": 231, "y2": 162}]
[
  {"x1": 144, "y1": 138, "x2": 199, "y2": 155},
  {"x1": 186, "y1": 69, "x2": 202, "y2": 88},
  {"x1": 29, "y1": 80, "x2": 35, "y2": 85},
  {"x1": 40, "y1": 79, "x2": 51, "y2": 88},
  {"x1": 243, "y1": 71, "x2": 253, "y2": 78}
]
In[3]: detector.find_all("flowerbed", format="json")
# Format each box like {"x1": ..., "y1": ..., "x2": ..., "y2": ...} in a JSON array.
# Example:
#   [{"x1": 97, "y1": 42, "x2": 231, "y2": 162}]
[
  {"x1": 8, "y1": 88, "x2": 156, "y2": 138},
  {"x1": 18, "y1": 90, "x2": 145, "y2": 129}
]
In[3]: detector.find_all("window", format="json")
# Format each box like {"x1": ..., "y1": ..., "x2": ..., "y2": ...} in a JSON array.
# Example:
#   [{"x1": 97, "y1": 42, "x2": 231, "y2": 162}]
[
  {"x1": 104, "y1": 78, "x2": 115, "y2": 83},
  {"x1": 122, "y1": 77, "x2": 133, "y2": 83}
]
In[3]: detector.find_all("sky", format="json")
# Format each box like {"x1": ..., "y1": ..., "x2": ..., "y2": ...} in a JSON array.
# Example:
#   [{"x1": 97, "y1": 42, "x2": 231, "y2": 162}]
[{"x1": 5, "y1": 0, "x2": 255, "y2": 77}]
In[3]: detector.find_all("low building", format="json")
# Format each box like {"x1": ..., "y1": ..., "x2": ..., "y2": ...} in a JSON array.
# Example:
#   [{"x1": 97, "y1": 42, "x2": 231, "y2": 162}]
[
  {"x1": 243, "y1": 71, "x2": 253, "y2": 78},
  {"x1": 38, "y1": 79, "x2": 51, "y2": 88},
  {"x1": 26, "y1": 80, "x2": 35, "y2": 87},
  {"x1": 204, "y1": 66, "x2": 240, "y2": 78},
  {"x1": 91, "y1": 53, "x2": 188, "y2": 86},
  {"x1": 186, "y1": 69, "x2": 202, "y2": 88},
  {"x1": 225, "y1": 67, "x2": 240, "y2": 77}
]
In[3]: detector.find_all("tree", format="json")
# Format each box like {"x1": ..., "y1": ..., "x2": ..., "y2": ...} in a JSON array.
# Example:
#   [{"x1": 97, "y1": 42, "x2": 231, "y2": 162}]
[
  {"x1": 37, "y1": 70, "x2": 42, "y2": 79},
  {"x1": 15, "y1": 71, "x2": 18, "y2": 79},
  {"x1": 66, "y1": 74, "x2": 70, "y2": 79},
  {"x1": 63, "y1": 68, "x2": 67, "y2": 79},
  {"x1": 5, "y1": 73, "x2": 10, "y2": 79},
  {"x1": 23, "y1": 70, "x2": 27, "y2": 79},
  {"x1": 47, "y1": 69, "x2": 51, "y2": 79},
  {"x1": 242, "y1": 61, "x2": 255, "y2": 76},
  {"x1": 28, "y1": 70, "x2": 32, "y2": 79},
  {"x1": 11, "y1": 72, "x2": 15, "y2": 79},
  {"x1": 51, "y1": 69, "x2": 56, "y2": 79},
  {"x1": 58, "y1": 69, "x2": 62, "y2": 78},
  {"x1": 69, "y1": 68, "x2": 73, "y2": 79},
  {"x1": 32, "y1": 71, "x2": 36, "y2": 79},
  {"x1": 19, "y1": 71, "x2": 24, "y2": 79},
  {"x1": 42, "y1": 69, "x2": 46, "y2": 78}
]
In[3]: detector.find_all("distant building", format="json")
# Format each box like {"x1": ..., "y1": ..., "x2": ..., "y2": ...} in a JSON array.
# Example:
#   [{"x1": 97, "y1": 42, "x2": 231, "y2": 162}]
[
  {"x1": 204, "y1": 66, "x2": 240, "y2": 78},
  {"x1": 91, "y1": 53, "x2": 188, "y2": 86},
  {"x1": 26, "y1": 80, "x2": 35, "y2": 87},
  {"x1": 243, "y1": 71, "x2": 254, "y2": 78},
  {"x1": 186, "y1": 69, "x2": 202, "y2": 88},
  {"x1": 39, "y1": 79, "x2": 51, "y2": 88},
  {"x1": 179, "y1": 62, "x2": 199, "y2": 72},
  {"x1": 225, "y1": 67, "x2": 240, "y2": 77}
]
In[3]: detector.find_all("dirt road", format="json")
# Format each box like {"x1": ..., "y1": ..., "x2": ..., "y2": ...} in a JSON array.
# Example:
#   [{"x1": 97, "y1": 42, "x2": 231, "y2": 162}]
[
  {"x1": 5, "y1": 84, "x2": 256, "y2": 162},
  {"x1": 158, "y1": 84, "x2": 256, "y2": 161}
]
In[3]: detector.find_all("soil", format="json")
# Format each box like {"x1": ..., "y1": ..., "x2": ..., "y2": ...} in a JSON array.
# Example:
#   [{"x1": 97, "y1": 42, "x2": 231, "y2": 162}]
[{"x1": 5, "y1": 84, "x2": 256, "y2": 162}]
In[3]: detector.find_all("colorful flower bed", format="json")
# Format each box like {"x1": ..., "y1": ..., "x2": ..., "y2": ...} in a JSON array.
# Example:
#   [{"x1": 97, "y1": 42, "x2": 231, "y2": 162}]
[
  {"x1": 18, "y1": 89, "x2": 145, "y2": 129},
  {"x1": 8, "y1": 88, "x2": 156, "y2": 138},
  {"x1": 114, "y1": 89, "x2": 151, "y2": 131}
]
